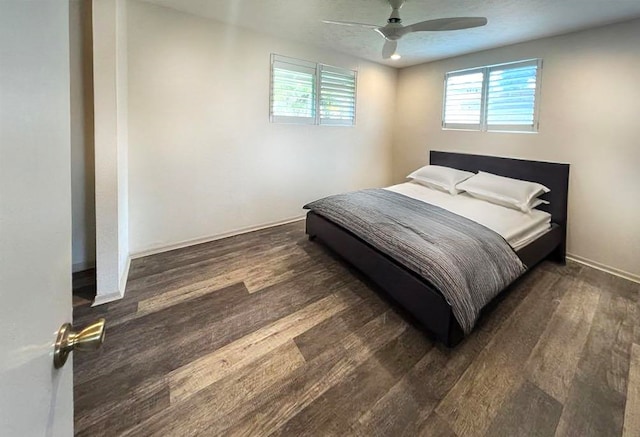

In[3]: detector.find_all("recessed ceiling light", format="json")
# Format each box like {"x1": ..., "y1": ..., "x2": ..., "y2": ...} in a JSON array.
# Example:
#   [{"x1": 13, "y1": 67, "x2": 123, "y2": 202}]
[{"x1": 390, "y1": 53, "x2": 401, "y2": 60}]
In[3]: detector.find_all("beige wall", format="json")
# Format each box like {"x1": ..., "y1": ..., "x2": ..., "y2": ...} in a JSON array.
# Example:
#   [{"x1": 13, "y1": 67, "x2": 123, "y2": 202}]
[
  {"x1": 393, "y1": 19, "x2": 640, "y2": 279},
  {"x1": 93, "y1": 0, "x2": 130, "y2": 303},
  {"x1": 116, "y1": 0, "x2": 129, "y2": 287},
  {"x1": 69, "y1": 0, "x2": 95, "y2": 272},
  {"x1": 127, "y1": 1, "x2": 397, "y2": 255}
]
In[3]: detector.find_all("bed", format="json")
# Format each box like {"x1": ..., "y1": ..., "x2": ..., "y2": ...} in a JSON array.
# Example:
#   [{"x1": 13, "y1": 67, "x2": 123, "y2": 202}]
[{"x1": 305, "y1": 151, "x2": 570, "y2": 346}]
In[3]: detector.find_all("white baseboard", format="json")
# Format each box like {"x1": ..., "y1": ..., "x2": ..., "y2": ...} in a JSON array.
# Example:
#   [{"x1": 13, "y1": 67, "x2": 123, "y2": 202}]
[
  {"x1": 119, "y1": 254, "x2": 131, "y2": 294},
  {"x1": 567, "y1": 253, "x2": 640, "y2": 284},
  {"x1": 130, "y1": 215, "x2": 306, "y2": 260},
  {"x1": 92, "y1": 289, "x2": 124, "y2": 306},
  {"x1": 92, "y1": 255, "x2": 131, "y2": 307}
]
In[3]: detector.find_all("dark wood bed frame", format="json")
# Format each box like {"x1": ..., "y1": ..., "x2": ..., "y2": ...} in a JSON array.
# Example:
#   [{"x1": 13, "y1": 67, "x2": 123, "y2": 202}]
[{"x1": 306, "y1": 151, "x2": 570, "y2": 346}]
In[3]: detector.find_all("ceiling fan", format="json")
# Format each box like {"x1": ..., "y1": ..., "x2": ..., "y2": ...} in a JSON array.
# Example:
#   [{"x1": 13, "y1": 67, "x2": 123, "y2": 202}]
[{"x1": 322, "y1": 0, "x2": 488, "y2": 60}]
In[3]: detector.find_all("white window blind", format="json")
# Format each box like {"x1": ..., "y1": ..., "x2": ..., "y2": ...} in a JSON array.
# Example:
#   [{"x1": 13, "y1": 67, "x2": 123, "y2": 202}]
[
  {"x1": 270, "y1": 54, "x2": 357, "y2": 126},
  {"x1": 319, "y1": 65, "x2": 356, "y2": 126},
  {"x1": 442, "y1": 59, "x2": 542, "y2": 132},
  {"x1": 443, "y1": 71, "x2": 484, "y2": 129},
  {"x1": 486, "y1": 61, "x2": 539, "y2": 131},
  {"x1": 270, "y1": 56, "x2": 316, "y2": 124}
]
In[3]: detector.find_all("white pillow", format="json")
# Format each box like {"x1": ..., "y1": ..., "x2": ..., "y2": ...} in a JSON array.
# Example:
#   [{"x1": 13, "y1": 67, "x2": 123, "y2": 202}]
[
  {"x1": 456, "y1": 171, "x2": 550, "y2": 212},
  {"x1": 407, "y1": 165, "x2": 475, "y2": 195},
  {"x1": 530, "y1": 198, "x2": 550, "y2": 210}
]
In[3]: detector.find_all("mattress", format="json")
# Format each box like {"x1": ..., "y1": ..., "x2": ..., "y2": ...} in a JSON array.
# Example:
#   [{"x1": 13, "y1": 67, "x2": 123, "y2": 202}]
[{"x1": 385, "y1": 182, "x2": 551, "y2": 251}]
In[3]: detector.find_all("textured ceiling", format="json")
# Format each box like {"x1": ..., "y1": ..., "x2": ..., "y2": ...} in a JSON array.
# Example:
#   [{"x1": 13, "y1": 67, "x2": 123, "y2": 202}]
[{"x1": 143, "y1": 0, "x2": 640, "y2": 67}]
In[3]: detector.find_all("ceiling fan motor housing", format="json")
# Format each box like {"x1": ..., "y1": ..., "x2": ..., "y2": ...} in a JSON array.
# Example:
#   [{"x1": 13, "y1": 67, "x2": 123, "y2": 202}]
[
  {"x1": 378, "y1": 23, "x2": 404, "y2": 40},
  {"x1": 384, "y1": 0, "x2": 405, "y2": 40}
]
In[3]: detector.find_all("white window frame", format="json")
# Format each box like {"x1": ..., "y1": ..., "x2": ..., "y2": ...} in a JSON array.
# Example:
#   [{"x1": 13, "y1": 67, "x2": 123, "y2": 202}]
[
  {"x1": 270, "y1": 54, "x2": 357, "y2": 126},
  {"x1": 442, "y1": 59, "x2": 543, "y2": 133}
]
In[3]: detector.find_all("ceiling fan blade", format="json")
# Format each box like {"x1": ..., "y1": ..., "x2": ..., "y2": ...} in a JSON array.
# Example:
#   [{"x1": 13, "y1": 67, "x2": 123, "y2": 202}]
[
  {"x1": 322, "y1": 20, "x2": 380, "y2": 29},
  {"x1": 382, "y1": 40, "x2": 398, "y2": 59},
  {"x1": 404, "y1": 17, "x2": 488, "y2": 34}
]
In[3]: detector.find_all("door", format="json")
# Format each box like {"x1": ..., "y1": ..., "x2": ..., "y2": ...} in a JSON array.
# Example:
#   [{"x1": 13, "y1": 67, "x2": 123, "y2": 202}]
[{"x1": 0, "y1": 2, "x2": 74, "y2": 435}]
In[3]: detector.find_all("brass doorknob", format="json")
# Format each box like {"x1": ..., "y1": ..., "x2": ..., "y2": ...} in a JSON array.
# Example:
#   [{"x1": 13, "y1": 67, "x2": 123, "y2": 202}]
[{"x1": 53, "y1": 318, "x2": 106, "y2": 368}]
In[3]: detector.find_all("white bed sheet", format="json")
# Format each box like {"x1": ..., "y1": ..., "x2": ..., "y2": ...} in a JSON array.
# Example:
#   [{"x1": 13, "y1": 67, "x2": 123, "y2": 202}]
[{"x1": 385, "y1": 182, "x2": 551, "y2": 251}]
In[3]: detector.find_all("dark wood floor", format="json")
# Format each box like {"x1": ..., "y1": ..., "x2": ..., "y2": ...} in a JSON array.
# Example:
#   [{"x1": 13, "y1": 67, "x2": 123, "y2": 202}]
[
  {"x1": 72, "y1": 268, "x2": 96, "y2": 308},
  {"x1": 73, "y1": 220, "x2": 640, "y2": 437}
]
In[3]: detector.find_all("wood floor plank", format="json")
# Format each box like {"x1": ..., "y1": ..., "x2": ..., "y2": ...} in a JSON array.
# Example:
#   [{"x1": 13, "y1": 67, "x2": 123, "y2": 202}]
[
  {"x1": 623, "y1": 343, "x2": 640, "y2": 437},
  {"x1": 132, "y1": 246, "x2": 316, "y2": 319},
  {"x1": 125, "y1": 239, "x2": 304, "y2": 302},
  {"x1": 244, "y1": 250, "x2": 317, "y2": 292},
  {"x1": 73, "y1": 282, "x2": 251, "y2": 384},
  {"x1": 273, "y1": 326, "x2": 432, "y2": 436},
  {"x1": 555, "y1": 290, "x2": 636, "y2": 436},
  {"x1": 73, "y1": 298, "x2": 138, "y2": 328},
  {"x1": 75, "y1": 378, "x2": 169, "y2": 437},
  {"x1": 168, "y1": 289, "x2": 360, "y2": 403},
  {"x1": 579, "y1": 267, "x2": 639, "y2": 303},
  {"x1": 73, "y1": 222, "x2": 638, "y2": 437},
  {"x1": 293, "y1": 290, "x2": 389, "y2": 361},
  {"x1": 134, "y1": 244, "x2": 311, "y2": 315},
  {"x1": 537, "y1": 258, "x2": 584, "y2": 278},
  {"x1": 200, "y1": 337, "x2": 351, "y2": 437},
  {"x1": 121, "y1": 340, "x2": 306, "y2": 437},
  {"x1": 484, "y1": 380, "x2": 563, "y2": 437},
  {"x1": 526, "y1": 280, "x2": 600, "y2": 403},
  {"x1": 77, "y1": 266, "x2": 344, "y2": 386},
  {"x1": 435, "y1": 272, "x2": 566, "y2": 437},
  {"x1": 218, "y1": 311, "x2": 408, "y2": 437},
  {"x1": 127, "y1": 222, "x2": 305, "y2": 281},
  {"x1": 353, "y1": 266, "x2": 546, "y2": 437},
  {"x1": 135, "y1": 275, "x2": 249, "y2": 316},
  {"x1": 75, "y1": 268, "x2": 347, "y2": 433},
  {"x1": 416, "y1": 412, "x2": 458, "y2": 437}
]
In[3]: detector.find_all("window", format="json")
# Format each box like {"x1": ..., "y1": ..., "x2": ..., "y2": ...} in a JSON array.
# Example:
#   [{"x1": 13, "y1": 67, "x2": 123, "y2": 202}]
[
  {"x1": 443, "y1": 59, "x2": 542, "y2": 132},
  {"x1": 318, "y1": 65, "x2": 357, "y2": 126},
  {"x1": 270, "y1": 54, "x2": 357, "y2": 126},
  {"x1": 443, "y1": 70, "x2": 484, "y2": 128},
  {"x1": 270, "y1": 56, "x2": 316, "y2": 124}
]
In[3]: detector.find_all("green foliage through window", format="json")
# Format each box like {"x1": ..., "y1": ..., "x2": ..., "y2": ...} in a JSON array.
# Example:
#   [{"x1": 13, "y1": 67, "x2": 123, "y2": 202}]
[
  {"x1": 270, "y1": 54, "x2": 357, "y2": 126},
  {"x1": 272, "y1": 68, "x2": 315, "y2": 119}
]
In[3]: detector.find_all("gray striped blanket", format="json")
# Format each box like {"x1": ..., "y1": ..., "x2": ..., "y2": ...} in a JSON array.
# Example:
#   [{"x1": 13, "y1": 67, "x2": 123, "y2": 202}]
[{"x1": 304, "y1": 189, "x2": 526, "y2": 334}]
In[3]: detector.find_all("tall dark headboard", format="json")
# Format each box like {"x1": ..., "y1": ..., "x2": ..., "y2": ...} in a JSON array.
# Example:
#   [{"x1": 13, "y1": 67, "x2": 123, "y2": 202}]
[{"x1": 430, "y1": 151, "x2": 570, "y2": 232}]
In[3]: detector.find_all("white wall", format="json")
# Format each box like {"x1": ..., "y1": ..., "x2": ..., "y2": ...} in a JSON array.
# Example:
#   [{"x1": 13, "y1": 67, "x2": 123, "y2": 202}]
[
  {"x1": 116, "y1": 0, "x2": 129, "y2": 289},
  {"x1": 93, "y1": 0, "x2": 130, "y2": 303},
  {"x1": 127, "y1": 0, "x2": 397, "y2": 255},
  {"x1": 69, "y1": 0, "x2": 96, "y2": 272},
  {"x1": 393, "y1": 19, "x2": 640, "y2": 280}
]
